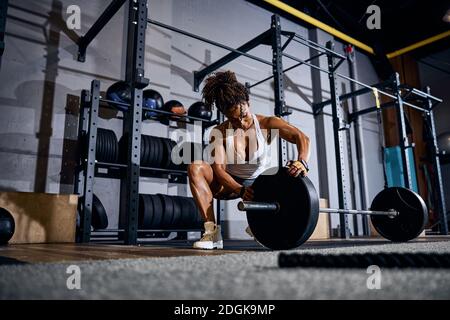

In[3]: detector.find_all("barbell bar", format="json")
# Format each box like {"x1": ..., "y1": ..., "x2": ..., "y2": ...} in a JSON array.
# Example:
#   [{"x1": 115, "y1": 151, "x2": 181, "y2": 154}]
[{"x1": 238, "y1": 201, "x2": 399, "y2": 217}]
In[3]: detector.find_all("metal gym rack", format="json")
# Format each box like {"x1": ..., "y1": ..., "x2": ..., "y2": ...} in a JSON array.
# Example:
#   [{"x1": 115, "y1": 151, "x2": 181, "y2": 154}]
[
  {"x1": 75, "y1": 0, "x2": 218, "y2": 244},
  {"x1": 313, "y1": 69, "x2": 447, "y2": 237},
  {"x1": 75, "y1": 0, "x2": 447, "y2": 245}
]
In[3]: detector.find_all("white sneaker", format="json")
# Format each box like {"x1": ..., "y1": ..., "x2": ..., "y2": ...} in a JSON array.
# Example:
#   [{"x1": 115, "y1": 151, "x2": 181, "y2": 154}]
[{"x1": 193, "y1": 222, "x2": 223, "y2": 250}]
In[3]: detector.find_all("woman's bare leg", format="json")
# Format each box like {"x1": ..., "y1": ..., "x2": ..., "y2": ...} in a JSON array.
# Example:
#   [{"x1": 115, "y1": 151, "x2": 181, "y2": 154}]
[{"x1": 188, "y1": 161, "x2": 228, "y2": 223}]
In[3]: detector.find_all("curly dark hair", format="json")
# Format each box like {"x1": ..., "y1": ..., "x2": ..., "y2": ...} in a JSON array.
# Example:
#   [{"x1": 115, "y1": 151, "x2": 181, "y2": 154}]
[{"x1": 202, "y1": 71, "x2": 249, "y2": 114}]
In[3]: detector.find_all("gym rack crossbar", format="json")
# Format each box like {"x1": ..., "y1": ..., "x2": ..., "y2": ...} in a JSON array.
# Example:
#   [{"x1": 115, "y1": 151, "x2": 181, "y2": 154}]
[{"x1": 74, "y1": 0, "x2": 448, "y2": 244}]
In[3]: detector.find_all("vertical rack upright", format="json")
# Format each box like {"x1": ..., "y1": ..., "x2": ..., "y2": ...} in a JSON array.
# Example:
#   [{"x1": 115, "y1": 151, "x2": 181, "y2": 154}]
[{"x1": 120, "y1": 0, "x2": 149, "y2": 245}]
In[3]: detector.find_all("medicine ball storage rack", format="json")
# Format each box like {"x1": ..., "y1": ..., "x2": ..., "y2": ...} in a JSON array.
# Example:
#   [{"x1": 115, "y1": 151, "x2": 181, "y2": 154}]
[
  {"x1": 75, "y1": 84, "x2": 215, "y2": 243},
  {"x1": 74, "y1": 0, "x2": 447, "y2": 245}
]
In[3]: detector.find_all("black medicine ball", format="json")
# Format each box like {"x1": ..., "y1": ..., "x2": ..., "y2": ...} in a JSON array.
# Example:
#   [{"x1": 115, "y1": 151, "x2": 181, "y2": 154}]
[{"x1": 188, "y1": 101, "x2": 212, "y2": 121}]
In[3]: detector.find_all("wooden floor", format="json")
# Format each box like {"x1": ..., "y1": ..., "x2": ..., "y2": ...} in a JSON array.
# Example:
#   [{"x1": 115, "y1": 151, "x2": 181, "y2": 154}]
[
  {"x1": 0, "y1": 243, "x2": 244, "y2": 264},
  {"x1": 1, "y1": 236, "x2": 449, "y2": 265}
]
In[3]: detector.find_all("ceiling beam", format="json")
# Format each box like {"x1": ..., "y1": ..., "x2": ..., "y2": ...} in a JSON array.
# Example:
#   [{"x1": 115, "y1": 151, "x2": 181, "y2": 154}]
[
  {"x1": 386, "y1": 30, "x2": 450, "y2": 59},
  {"x1": 263, "y1": 0, "x2": 375, "y2": 54}
]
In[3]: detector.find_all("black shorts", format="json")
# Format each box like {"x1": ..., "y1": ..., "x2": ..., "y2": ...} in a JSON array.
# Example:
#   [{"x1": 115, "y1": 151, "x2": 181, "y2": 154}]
[
  {"x1": 214, "y1": 174, "x2": 256, "y2": 200},
  {"x1": 230, "y1": 174, "x2": 256, "y2": 187}
]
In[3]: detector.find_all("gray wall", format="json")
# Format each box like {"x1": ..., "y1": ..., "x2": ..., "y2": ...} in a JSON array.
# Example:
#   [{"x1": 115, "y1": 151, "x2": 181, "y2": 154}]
[{"x1": 0, "y1": 0, "x2": 385, "y2": 238}]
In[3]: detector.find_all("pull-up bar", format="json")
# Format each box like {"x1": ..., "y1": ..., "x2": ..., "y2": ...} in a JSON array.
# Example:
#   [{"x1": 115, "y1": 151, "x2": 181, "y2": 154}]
[{"x1": 247, "y1": 52, "x2": 325, "y2": 89}]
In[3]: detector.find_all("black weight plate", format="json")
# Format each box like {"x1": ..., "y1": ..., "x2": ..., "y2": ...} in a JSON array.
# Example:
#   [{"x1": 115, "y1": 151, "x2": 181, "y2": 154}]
[
  {"x1": 141, "y1": 135, "x2": 148, "y2": 167},
  {"x1": 171, "y1": 196, "x2": 182, "y2": 229},
  {"x1": 96, "y1": 128, "x2": 104, "y2": 161},
  {"x1": 247, "y1": 169, "x2": 319, "y2": 250},
  {"x1": 158, "y1": 138, "x2": 166, "y2": 168},
  {"x1": 156, "y1": 138, "x2": 167, "y2": 168},
  {"x1": 158, "y1": 194, "x2": 173, "y2": 228},
  {"x1": 162, "y1": 138, "x2": 172, "y2": 169},
  {"x1": 145, "y1": 135, "x2": 153, "y2": 167},
  {"x1": 112, "y1": 130, "x2": 119, "y2": 163},
  {"x1": 166, "y1": 194, "x2": 175, "y2": 228},
  {"x1": 139, "y1": 194, "x2": 155, "y2": 237},
  {"x1": 108, "y1": 130, "x2": 117, "y2": 163},
  {"x1": 159, "y1": 137, "x2": 166, "y2": 168},
  {"x1": 139, "y1": 194, "x2": 153, "y2": 229},
  {"x1": 370, "y1": 187, "x2": 428, "y2": 242},
  {"x1": 94, "y1": 129, "x2": 100, "y2": 160},
  {"x1": 178, "y1": 196, "x2": 192, "y2": 228},
  {"x1": 183, "y1": 197, "x2": 201, "y2": 228},
  {"x1": 138, "y1": 135, "x2": 144, "y2": 165},
  {"x1": 106, "y1": 129, "x2": 112, "y2": 162},
  {"x1": 156, "y1": 137, "x2": 164, "y2": 168},
  {"x1": 156, "y1": 193, "x2": 169, "y2": 229},
  {"x1": 92, "y1": 194, "x2": 108, "y2": 230},
  {"x1": 149, "y1": 136, "x2": 157, "y2": 167},
  {"x1": 101, "y1": 129, "x2": 108, "y2": 162},
  {"x1": 143, "y1": 194, "x2": 154, "y2": 229},
  {"x1": 151, "y1": 194, "x2": 163, "y2": 229},
  {"x1": 148, "y1": 136, "x2": 157, "y2": 168},
  {"x1": 105, "y1": 130, "x2": 111, "y2": 162},
  {"x1": 155, "y1": 136, "x2": 162, "y2": 168}
]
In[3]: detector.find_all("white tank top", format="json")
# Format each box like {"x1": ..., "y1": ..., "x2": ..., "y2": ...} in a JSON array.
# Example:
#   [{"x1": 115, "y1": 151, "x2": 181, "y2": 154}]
[{"x1": 225, "y1": 114, "x2": 272, "y2": 179}]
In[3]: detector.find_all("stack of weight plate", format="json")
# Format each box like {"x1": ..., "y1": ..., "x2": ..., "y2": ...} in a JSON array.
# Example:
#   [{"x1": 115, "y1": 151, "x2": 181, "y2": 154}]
[
  {"x1": 138, "y1": 194, "x2": 203, "y2": 230},
  {"x1": 119, "y1": 134, "x2": 161, "y2": 167},
  {"x1": 119, "y1": 135, "x2": 202, "y2": 169},
  {"x1": 81, "y1": 128, "x2": 119, "y2": 163}
]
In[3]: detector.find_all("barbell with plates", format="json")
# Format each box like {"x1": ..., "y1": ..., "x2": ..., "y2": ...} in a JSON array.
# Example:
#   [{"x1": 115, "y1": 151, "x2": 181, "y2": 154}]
[{"x1": 237, "y1": 169, "x2": 428, "y2": 250}]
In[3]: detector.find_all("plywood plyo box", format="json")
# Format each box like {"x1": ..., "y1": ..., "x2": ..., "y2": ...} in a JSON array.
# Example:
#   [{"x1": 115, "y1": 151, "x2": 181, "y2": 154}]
[
  {"x1": 309, "y1": 198, "x2": 330, "y2": 240},
  {"x1": 0, "y1": 192, "x2": 78, "y2": 244}
]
